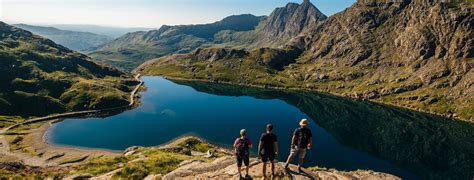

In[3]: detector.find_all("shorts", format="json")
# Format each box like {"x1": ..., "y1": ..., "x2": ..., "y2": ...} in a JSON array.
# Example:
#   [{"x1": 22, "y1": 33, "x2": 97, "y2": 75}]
[
  {"x1": 289, "y1": 147, "x2": 307, "y2": 159},
  {"x1": 236, "y1": 155, "x2": 250, "y2": 167},
  {"x1": 261, "y1": 152, "x2": 275, "y2": 163}
]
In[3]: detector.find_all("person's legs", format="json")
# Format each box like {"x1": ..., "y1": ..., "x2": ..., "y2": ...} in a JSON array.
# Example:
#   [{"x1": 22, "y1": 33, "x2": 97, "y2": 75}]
[
  {"x1": 268, "y1": 153, "x2": 275, "y2": 175},
  {"x1": 237, "y1": 156, "x2": 243, "y2": 177},
  {"x1": 270, "y1": 162, "x2": 275, "y2": 176},
  {"x1": 285, "y1": 148, "x2": 298, "y2": 168},
  {"x1": 297, "y1": 149, "x2": 307, "y2": 171},
  {"x1": 262, "y1": 161, "x2": 267, "y2": 177},
  {"x1": 244, "y1": 156, "x2": 250, "y2": 177}
]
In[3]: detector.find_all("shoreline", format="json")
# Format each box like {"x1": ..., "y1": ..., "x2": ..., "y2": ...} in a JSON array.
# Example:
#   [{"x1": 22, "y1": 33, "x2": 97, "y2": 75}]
[
  {"x1": 161, "y1": 75, "x2": 472, "y2": 123},
  {"x1": 41, "y1": 123, "x2": 123, "y2": 154},
  {"x1": 2, "y1": 74, "x2": 144, "y2": 132}
]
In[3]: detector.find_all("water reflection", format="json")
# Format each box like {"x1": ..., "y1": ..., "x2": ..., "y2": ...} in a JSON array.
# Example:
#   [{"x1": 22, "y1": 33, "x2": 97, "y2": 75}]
[{"x1": 173, "y1": 80, "x2": 474, "y2": 180}]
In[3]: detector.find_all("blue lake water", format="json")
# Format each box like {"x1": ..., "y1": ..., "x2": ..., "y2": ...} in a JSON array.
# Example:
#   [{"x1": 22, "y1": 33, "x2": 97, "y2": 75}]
[{"x1": 46, "y1": 76, "x2": 474, "y2": 180}]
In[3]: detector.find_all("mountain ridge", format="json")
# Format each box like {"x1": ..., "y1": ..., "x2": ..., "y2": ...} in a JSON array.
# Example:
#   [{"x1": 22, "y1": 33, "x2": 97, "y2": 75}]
[
  {"x1": 88, "y1": 1, "x2": 327, "y2": 71},
  {"x1": 137, "y1": 0, "x2": 474, "y2": 121},
  {"x1": 13, "y1": 24, "x2": 112, "y2": 52}
]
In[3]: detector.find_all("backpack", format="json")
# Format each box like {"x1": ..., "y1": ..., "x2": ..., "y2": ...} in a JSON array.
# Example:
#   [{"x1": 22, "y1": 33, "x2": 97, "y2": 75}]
[
  {"x1": 235, "y1": 138, "x2": 249, "y2": 157},
  {"x1": 296, "y1": 127, "x2": 310, "y2": 147}
]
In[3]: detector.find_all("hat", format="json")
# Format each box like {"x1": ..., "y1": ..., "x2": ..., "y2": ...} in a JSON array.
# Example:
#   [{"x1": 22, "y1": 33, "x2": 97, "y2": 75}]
[
  {"x1": 240, "y1": 129, "x2": 247, "y2": 136},
  {"x1": 299, "y1": 119, "x2": 309, "y2": 126}
]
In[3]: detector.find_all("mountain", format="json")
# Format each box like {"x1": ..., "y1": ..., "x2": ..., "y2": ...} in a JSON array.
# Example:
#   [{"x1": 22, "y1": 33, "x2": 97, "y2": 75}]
[
  {"x1": 0, "y1": 22, "x2": 137, "y2": 118},
  {"x1": 137, "y1": 0, "x2": 474, "y2": 121},
  {"x1": 88, "y1": 1, "x2": 327, "y2": 71},
  {"x1": 51, "y1": 24, "x2": 154, "y2": 38},
  {"x1": 87, "y1": 14, "x2": 265, "y2": 71},
  {"x1": 215, "y1": 0, "x2": 327, "y2": 48},
  {"x1": 13, "y1": 24, "x2": 112, "y2": 52}
]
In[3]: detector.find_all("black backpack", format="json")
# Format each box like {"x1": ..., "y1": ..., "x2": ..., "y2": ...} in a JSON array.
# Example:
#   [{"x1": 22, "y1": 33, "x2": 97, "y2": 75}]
[
  {"x1": 235, "y1": 138, "x2": 249, "y2": 156},
  {"x1": 297, "y1": 127, "x2": 310, "y2": 147}
]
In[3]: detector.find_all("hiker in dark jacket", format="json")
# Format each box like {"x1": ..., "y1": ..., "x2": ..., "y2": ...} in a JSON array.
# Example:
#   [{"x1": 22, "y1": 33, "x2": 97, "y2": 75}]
[
  {"x1": 258, "y1": 124, "x2": 278, "y2": 177},
  {"x1": 284, "y1": 119, "x2": 313, "y2": 172},
  {"x1": 234, "y1": 129, "x2": 253, "y2": 178}
]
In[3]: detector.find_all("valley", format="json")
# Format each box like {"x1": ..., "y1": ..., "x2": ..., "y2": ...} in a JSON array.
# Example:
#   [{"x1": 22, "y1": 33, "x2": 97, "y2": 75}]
[{"x1": 1, "y1": 0, "x2": 473, "y2": 179}]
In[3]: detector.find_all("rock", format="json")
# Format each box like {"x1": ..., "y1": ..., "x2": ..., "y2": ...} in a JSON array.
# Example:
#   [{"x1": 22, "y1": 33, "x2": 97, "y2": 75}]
[
  {"x1": 144, "y1": 174, "x2": 163, "y2": 180},
  {"x1": 426, "y1": 97, "x2": 439, "y2": 104},
  {"x1": 362, "y1": 90, "x2": 379, "y2": 99},
  {"x1": 192, "y1": 48, "x2": 247, "y2": 62},
  {"x1": 64, "y1": 174, "x2": 94, "y2": 180},
  {"x1": 318, "y1": 74, "x2": 329, "y2": 80},
  {"x1": 0, "y1": 162, "x2": 26, "y2": 170},
  {"x1": 123, "y1": 146, "x2": 141, "y2": 155},
  {"x1": 203, "y1": 150, "x2": 214, "y2": 158}
]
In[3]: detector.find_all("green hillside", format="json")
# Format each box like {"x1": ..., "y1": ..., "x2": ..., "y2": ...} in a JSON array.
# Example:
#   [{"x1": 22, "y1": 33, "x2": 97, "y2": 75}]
[{"x1": 0, "y1": 22, "x2": 137, "y2": 119}]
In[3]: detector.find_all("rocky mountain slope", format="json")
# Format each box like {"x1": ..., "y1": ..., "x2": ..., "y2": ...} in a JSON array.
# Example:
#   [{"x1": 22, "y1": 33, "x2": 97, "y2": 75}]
[
  {"x1": 13, "y1": 24, "x2": 112, "y2": 52},
  {"x1": 88, "y1": 1, "x2": 326, "y2": 71},
  {"x1": 0, "y1": 22, "x2": 137, "y2": 118},
  {"x1": 137, "y1": 0, "x2": 474, "y2": 121}
]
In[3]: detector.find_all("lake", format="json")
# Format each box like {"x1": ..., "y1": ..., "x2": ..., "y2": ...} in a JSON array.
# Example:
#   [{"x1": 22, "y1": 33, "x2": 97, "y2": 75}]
[{"x1": 46, "y1": 76, "x2": 474, "y2": 180}]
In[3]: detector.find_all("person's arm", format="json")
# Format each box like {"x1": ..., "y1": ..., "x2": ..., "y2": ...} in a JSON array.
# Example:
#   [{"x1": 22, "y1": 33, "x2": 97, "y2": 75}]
[
  {"x1": 307, "y1": 137, "x2": 313, "y2": 149},
  {"x1": 248, "y1": 139, "x2": 253, "y2": 149},
  {"x1": 258, "y1": 140, "x2": 263, "y2": 154},
  {"x1": 274, "y1": 142, "x2": 279, "y2": 155},
  {"x1": 291, "y1": 134, "x2": 297, "y2": 148},
  {"x1": 233, "y1": 139, "x2": 238, "y2": 151}
]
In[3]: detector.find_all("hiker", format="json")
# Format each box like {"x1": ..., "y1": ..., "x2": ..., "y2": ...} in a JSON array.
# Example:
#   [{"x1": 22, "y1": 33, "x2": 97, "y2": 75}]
[
  {"x1": 258, "y1": 124, "x2": 278, "y2": 177},
  {"x1": 234, "y1": 129, "x2": 253, "y2": 178},
  {"x1": 284, "y1": 119, "x2": 312, "y2": 172}
]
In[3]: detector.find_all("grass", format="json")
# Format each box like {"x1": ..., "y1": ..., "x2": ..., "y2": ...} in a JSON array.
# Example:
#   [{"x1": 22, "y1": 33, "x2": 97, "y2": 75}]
[
  {"x1": 177, "y1": 138, "x2": 214, "y2": 153},
  {"x1": 74, "y1": 156, "x2": 130, "y2": 175},
  {"x1": 58, "y1": 156, "x2": 89, "y2": 165},
  {"x1": 0, "y1": 116, "x2": 23, "y2": 129},
  {"x1": 114, "y1": 149, "x2": 191, "y2": 179}
]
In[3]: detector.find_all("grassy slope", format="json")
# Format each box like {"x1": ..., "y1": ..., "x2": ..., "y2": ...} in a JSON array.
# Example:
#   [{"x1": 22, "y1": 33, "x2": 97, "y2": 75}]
[{"x1": 0, "y1": 22, "x2": 136, "y2": 119}]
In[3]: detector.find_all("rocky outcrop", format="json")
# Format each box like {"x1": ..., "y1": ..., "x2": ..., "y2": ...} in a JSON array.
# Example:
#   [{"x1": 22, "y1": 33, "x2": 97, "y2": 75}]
[
  {"x1": 191, "y1": 48, "x2": 248, "y2": 62},
  {"x1": 299, "y1": 0, "x2": 473, "y2": 62},
  {"x1": 251, "y1": 0, "x2": 327, "y2": 47},
  {"x1": 162, "y1": 156, "x2": 400, "y2": 180}
]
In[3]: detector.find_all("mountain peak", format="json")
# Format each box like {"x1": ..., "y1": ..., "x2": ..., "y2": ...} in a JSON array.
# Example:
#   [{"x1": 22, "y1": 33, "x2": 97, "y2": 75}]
[{"x1": 261, "y1": 0, "x2": 326, "y2": 38}]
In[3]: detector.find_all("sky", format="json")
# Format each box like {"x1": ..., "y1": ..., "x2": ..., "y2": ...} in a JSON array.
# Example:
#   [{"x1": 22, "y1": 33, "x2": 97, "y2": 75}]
[{"x1": 0, "y1": 0, "x2": 356, "y2": 28}]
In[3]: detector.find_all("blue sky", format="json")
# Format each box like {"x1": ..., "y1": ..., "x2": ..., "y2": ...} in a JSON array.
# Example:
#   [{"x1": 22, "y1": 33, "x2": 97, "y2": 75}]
[{"x1": 0, "y1": 0, "x2": 356, "y2": 28}]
